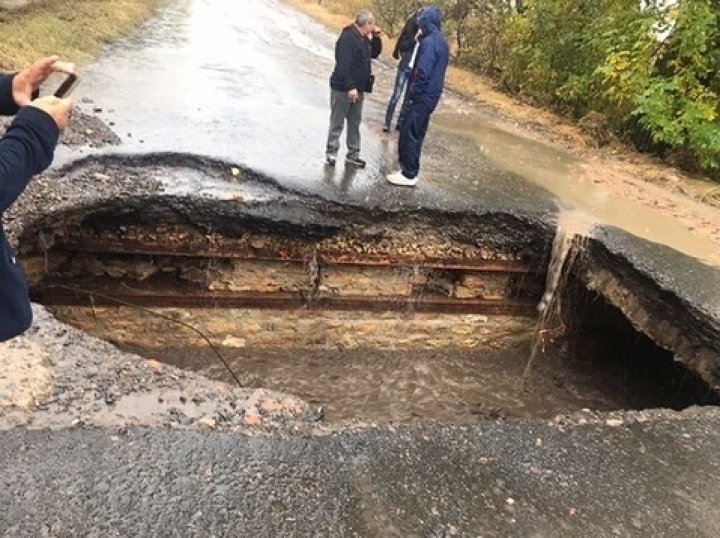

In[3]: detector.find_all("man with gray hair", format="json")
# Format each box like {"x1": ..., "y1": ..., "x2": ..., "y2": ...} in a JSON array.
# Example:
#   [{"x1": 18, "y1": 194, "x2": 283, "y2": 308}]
[{"x1": 326, "y1": 9, "x2": 382, "y2": 169}]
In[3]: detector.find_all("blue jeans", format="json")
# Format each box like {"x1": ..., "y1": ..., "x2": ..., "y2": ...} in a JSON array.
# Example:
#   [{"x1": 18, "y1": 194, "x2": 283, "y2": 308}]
[{"x1": 384, "y1": 66, "x2": 411, "y2": 130}]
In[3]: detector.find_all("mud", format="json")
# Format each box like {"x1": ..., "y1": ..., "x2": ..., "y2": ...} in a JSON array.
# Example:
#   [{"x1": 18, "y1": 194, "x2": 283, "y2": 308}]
[
  {"x1": 1, "y1": 108, "x2": 119, "y2": 149},
  {"x1": 0, "y1": 305, "x2": 321, "y2": 432},
  {"x1": 433, "y1": 113, "x2": 720, "y2": 266}
]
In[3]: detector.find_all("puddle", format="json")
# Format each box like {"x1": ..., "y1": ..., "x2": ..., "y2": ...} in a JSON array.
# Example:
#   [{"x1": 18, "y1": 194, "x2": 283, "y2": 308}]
[
  {"x1": 434, "y1": 113, "x2": 720, "y2": 266},
  {"x1": 116, "y1": 342, "x2": 713, "y2": 423}
]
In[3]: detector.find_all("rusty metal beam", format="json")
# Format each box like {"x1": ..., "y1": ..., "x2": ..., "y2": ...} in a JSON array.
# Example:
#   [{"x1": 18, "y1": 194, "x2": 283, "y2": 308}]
[
  {"x1": 54, "y1": 238, "x2": 539, "y2": 274},
  {"x1": 33, "y1": 286, "x2": 539, "y2": 316}
]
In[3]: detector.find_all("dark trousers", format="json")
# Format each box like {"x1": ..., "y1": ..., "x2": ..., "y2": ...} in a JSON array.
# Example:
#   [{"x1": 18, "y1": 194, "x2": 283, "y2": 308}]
[{"x1": 398, "y1": 101, "x2": 431, "y2": 179}]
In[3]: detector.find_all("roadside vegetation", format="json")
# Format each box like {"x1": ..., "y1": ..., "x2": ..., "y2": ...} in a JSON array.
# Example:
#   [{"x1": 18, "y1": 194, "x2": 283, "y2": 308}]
[
  {"x1": 0, "y1": 0, "x2": 169, "y2": 71},
  {"x1": 298, "y1": 0, "x2": 719, "y2": 179}
]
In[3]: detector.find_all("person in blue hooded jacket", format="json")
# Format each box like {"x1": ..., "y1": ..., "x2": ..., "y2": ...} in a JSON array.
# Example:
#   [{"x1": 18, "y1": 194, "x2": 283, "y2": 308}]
[
  {"x1": 386, "y1": 5, "x2": 448, "y2": 187},
  {"x1": 1, "y1": 56, "x2": 74, "y2": 342}
]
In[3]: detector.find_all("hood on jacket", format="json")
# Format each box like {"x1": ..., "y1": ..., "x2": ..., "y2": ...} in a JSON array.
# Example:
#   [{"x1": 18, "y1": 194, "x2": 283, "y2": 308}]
[{"x1": 418, "y1": 5, "x2": 442, "y2": 36}]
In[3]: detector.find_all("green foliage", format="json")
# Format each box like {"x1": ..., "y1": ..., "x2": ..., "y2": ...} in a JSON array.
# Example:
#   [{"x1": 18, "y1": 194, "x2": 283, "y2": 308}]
[
  {"x1": 372, "y1": 0, "x2": 418, "y2": 35},
  {"x1": 443, "y1": 0, "x2": 720, "y2": 175}
]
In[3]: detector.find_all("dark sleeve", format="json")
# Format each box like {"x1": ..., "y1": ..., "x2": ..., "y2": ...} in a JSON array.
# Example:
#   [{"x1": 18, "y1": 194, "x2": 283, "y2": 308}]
[
  {"x1": 370, "y1": 35, "x2": 382, "y2": 59},
  {"x1": 334, "y1": 31, "x2": 356, "y2": 91},
  {"x1": 392, "y1": 37, "x2": 401, "y2": 60},
  {"x1": 393, "y1": 17, "x2": 413, "y2": 59},
  {"x1": 397, "y1": 16, "x2": 418, "y2": 55},
  {"x1": 0, "y1": 74, "x2": 20, "y2": 116},
  {"x1": 0, "y1": 106, "x2": 59, "y2": 212},
  {"x1": 408, "y1": 40, "x2": 435, "y2": 103}
]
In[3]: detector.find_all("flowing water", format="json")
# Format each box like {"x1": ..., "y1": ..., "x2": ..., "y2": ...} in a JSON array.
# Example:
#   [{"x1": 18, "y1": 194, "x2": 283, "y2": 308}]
[{"x1": 118, "y1": 341, "x2": 703, "y2": 423}]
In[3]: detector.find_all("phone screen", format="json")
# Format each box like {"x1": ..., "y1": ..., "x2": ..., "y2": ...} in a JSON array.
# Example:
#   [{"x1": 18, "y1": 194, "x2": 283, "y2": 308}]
[{"x1": 54, "y1": 74, "x2": 79, "y2": 98}]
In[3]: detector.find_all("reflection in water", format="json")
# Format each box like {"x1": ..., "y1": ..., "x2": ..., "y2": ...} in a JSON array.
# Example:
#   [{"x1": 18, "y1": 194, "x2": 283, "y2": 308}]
[{"x1": 322, "y1": 163, "x2": 359, "y2": 195}]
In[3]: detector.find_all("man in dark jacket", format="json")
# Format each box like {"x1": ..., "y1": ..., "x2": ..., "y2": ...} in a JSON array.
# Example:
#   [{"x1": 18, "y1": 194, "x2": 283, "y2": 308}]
[
  {"x1": 386, "y1": 5, "x2": 449, "y2": 187},
  {"x1": 383, "y1": 5, "x2": 423, "y2": 133},
  {"x1": 1, "y1": 56, "x2": 74, "y2": 342},
  {"x1": 326, "y1": 9, "x2": 382, "y2": 169}
]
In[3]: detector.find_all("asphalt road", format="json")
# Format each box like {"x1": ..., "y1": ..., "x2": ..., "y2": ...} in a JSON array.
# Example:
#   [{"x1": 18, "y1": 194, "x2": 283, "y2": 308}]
[{"x1": 2, "y1": 413, "x2": 720, "y2": 537}]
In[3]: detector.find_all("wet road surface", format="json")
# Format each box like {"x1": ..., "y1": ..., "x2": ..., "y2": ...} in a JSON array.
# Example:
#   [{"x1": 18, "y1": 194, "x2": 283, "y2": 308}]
[
  {"x1": 2, "y1": 415, "x2": 720, "y2": 536},
  {"x1": 59, "y1": 0, "x2": 556, "y2": 215}
]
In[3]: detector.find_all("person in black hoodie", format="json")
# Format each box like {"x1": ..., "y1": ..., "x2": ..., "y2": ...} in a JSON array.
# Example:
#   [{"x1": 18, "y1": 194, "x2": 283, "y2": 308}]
[
  {"x1": 326, "y1": 9, "x2": 382, "y2": 169},
  {"x1": 383, "y1": 4, "x2": 423, "y2": 133},
  {"x1": 1, "y1": 56, "x2": 74, "y2": 342}
]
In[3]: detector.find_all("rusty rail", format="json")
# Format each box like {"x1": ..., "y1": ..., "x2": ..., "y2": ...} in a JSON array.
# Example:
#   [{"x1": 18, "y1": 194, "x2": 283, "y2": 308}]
[
  {"x1": 33, "y1": 286, "x2": 538, "y2": 316},
  {"x1": 55, "y1": 238, "x2": 539, "y2": 273}
]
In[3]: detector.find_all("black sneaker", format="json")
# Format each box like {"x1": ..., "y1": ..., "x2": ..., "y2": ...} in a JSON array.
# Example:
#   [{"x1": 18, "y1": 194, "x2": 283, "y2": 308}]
[
  {"x1": 382, "y1": 125, "x2": 391, "y2": 133},
  {"x1": 325, "y1": 155, "x2": 337, "y2": 166},
  {"x1": 345, "y1": 155, "x2": 366, "y2": 168}
]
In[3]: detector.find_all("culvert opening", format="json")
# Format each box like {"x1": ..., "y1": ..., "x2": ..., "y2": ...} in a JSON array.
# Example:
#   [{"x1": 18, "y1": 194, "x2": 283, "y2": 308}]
[{"x1": 22, "y1": 190, "x2": 720, "y2": 423}]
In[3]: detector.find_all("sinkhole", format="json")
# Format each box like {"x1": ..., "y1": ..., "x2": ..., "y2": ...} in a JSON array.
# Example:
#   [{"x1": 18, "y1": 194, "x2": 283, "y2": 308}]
[{"x1": 18, "y1": 169, "x2": 720, "y2": 423}]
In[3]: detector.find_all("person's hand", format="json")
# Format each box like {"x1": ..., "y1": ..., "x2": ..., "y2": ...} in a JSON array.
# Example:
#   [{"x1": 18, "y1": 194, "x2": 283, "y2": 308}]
[
  {"x1": 28, "y1": 96, "x2": 74, "y2": 131},
  {"x1": 372, "y1": 25, "x2": 383, "y2": 37},
  {"x1": 12, "y1": 56, "x2": 76, "y2": 107},
  {"x1": 348, "y1": 88, "x2": 360, "y2": 103}
]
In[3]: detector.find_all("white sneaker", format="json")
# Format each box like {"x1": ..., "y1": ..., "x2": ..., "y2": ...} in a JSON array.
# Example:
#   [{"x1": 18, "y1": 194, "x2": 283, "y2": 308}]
[{"x1": 386, "y1": 170, "x2": 418, "y2": 187}]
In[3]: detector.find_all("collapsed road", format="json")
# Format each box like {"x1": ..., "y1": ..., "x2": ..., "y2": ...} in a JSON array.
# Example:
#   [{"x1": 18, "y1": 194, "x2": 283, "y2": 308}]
[{"x1": 1, "y1": 0, "x2": 720, "y2": 535}]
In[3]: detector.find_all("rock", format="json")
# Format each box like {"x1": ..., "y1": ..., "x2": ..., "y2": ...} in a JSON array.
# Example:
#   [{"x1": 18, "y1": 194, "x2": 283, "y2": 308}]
[
  {"x1": 244, "y1": 413, "x2": 261, "y2": 426},
  {"x1": 145, "y1": 359, "x2": 163, "y2": 372},
  {"x1": 606, "y1": 418, "x2": 624, "y2": 427},
  {"x1": 197, "y1": 416, "x2": 217, "y2": 429},
  {"x1": 578, "y1": 111, "x2": 616, "y2": 148}
]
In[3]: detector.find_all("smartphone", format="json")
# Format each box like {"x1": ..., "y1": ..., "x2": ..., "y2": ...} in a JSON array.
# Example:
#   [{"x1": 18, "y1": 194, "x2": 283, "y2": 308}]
[{"x1": 54, "y1": 73, "x2": 79, "y2": 98}]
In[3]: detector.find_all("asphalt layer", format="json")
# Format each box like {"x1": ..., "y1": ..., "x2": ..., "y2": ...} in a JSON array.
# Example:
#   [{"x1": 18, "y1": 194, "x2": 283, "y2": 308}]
[{"x1": 2, "y1": 412, "x2": 720, "y2": 537}]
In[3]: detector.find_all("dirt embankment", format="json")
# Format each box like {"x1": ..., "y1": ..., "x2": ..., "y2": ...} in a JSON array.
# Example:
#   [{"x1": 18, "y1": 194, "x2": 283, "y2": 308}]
[
  {"x1": 0, "y1": 0, "x2": 169, "y2": 71},
  {"x1": 287, "y1": 0, "x2": 720, "y2": 211}
]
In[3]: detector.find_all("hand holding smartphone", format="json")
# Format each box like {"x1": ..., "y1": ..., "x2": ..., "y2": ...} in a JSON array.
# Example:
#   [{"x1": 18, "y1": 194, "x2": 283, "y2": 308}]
[{"x1": 54, "y1": 73, "x2": 79, "y2": 98}]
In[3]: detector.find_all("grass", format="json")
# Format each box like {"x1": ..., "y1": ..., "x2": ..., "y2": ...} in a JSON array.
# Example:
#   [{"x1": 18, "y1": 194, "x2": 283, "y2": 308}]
[{"x1": 0, "y1": 0, "x2": 169, "y2": 71}]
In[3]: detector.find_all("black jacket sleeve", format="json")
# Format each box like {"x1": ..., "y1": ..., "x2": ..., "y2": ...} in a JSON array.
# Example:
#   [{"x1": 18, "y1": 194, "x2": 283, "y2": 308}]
[
  {"x1": 394, "y1": 14, "x2": 418, "y2": 59},
  {"x1": 0, "y1": 106, "x2": 59, "y2": 212},
  {"x1": 334, "y1": 30, "x2": 357, "y2": 91},
  {"x1": 0, "y1": 74, "x2": 20, "y2": 117},
  {"x1": 370, "y1": 35, "x2": 382, "y2": 59}
]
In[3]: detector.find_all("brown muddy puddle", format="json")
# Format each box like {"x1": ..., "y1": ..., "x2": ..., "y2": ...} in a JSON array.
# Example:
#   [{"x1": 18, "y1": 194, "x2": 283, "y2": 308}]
[
  {"x1": 433, "y1": 112, "x2": 720, "y2": 267},
  {"x1": 117, "y1": 343, "x2": 695, "y2": 423}
]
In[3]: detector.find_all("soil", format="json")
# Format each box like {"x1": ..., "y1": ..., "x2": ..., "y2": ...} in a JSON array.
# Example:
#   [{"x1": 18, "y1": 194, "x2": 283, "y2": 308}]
[{"x1": 0, "y1": 107, "x2": 120, "y2": 149}]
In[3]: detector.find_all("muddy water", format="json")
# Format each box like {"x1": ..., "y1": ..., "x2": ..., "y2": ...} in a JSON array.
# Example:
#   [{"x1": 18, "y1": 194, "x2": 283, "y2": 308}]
[
  {"x1": 433, "y1": 113, "x2": 720, "y2": 266},
  {"x1": 117, "y1": 343, "x2": 693, "y2": 423}
]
